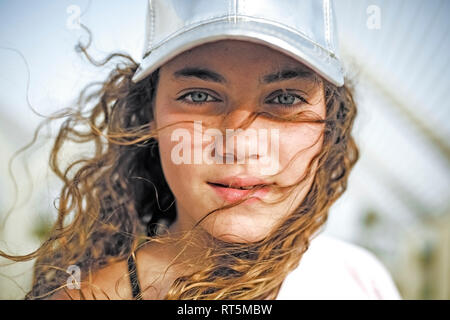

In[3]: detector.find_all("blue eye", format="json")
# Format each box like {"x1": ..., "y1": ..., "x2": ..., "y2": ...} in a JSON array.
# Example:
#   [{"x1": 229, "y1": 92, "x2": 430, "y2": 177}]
[
  {"x1": 266, "y1": 93, "x2": 306, "y2": 106},
  {"x1": 177, "y1": 91, "x2": 221, "y2": 104}
]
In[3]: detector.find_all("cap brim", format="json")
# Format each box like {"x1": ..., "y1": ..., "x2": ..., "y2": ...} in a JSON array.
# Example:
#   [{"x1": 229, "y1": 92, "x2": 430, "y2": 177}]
[{"x1": 132, "y1": 19, "x2": 344, "y2": 87}]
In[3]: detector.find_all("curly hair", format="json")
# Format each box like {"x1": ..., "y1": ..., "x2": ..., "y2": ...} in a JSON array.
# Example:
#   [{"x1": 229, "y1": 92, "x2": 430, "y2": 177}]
[{"x1": 0, "y1": 37, "x2": 359, "y2": 300}]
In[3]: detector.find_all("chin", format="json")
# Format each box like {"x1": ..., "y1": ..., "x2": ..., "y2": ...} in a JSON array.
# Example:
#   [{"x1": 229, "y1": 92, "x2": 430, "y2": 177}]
[
  {"x1": 205, "y1": 214, "x2": 272, "y2": 244},
  {"x1": 212, "y1": 233, "x2": 265, "y2": 244}
]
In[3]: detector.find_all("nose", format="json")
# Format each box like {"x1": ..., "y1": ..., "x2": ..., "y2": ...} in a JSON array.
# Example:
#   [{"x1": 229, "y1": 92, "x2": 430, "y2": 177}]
[{"x1": 213, "y1": 109, "x2": 262, "y2": 164}]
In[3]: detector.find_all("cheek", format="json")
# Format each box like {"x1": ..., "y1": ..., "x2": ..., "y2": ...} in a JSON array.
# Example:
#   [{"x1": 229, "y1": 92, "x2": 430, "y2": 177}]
[
  {"x1": 157, "y1": 133, "x2": 206, "y2": 222},
  {"x1": 157, "y1": 127, "x2": 195, "y2": 188},
  {"x1": 277, "y1": 123, "x2": 324, "y2": 185},
  {"x1": 155, "y1": 114, "x2": 210, "y2": 210},
  {"x1": 154, "y1": 102, "x2": 189, "y2": 195}
]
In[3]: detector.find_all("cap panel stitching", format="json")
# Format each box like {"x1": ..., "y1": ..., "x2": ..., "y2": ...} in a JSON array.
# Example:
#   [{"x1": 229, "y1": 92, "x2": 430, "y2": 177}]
[
  {"x1": 328, "y1": 0, "x2": 335, "y2": 54},
  {"x1": 323, "y1": 0, "x2": 332, "y2": 52},
  {"x1": 146, "y1": 0, "x2": 156, "y2": 54}
]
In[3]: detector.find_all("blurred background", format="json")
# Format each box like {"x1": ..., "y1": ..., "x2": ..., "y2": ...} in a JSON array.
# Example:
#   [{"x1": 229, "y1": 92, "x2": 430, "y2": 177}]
[{"x1": 0, "y1": 0, "x2": 449, "y2": 299}]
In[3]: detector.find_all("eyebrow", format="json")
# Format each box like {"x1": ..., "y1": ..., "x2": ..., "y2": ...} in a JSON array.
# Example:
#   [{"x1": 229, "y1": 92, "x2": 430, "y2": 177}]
[
  {"x1": 172, "y1": 66, "x2": 316, "y2": 84},
  {"x1": 261, "y1": 68, "x2": 316, "y2": 83},
  {"x1": 173, "y1": 67, "x2": 227, "y2": 83}
]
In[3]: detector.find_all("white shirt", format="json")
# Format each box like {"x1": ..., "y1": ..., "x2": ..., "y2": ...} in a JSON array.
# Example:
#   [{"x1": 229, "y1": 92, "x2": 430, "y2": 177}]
[{"x1": 276, "y1": 233, "x2": 402, "y2": 299}]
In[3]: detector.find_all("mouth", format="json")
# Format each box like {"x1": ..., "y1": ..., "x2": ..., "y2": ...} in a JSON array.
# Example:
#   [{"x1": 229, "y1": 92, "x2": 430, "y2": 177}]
[
  {"x1": 207, "y1": 182, "x2": 267, "y2": 190},
  {"x1": 207, "y1": 177, "x2": 272, "y2": 203}
]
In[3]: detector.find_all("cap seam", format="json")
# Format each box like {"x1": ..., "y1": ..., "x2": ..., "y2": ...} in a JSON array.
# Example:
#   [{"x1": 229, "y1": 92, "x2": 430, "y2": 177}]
[
  {"x1": 328, "y1": 0, "x2": 335, "y2": 53},
  {"x1": 146, "y1": 0, "x2": 156, "y2": 54},
  {"x1": 323, "y1": 0, "x2": 332, "y2": 52}
]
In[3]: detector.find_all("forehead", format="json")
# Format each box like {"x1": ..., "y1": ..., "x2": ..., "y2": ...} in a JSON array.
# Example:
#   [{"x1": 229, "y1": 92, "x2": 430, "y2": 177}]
[{"x1": 161, "y1": 39, "x2": 314, "y2": 74}]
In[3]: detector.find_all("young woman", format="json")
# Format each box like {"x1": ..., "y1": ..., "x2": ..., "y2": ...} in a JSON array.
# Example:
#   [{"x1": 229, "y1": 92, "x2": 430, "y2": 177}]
[{"x1": 1, "y1": 0, "x2": 400, "y2": 299}]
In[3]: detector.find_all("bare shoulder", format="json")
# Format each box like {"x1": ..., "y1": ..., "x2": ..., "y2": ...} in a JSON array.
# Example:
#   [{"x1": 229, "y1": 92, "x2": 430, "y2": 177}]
[
  {"x1": 46, "y1": 259, "x2": 133, "y2": 300},
  {"x1": 46, "y1": 241, "x2": 185, "y2": 300}
]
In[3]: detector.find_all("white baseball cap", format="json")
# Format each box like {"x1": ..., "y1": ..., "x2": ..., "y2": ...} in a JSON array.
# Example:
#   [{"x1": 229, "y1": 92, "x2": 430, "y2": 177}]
[{"x1": 132, "y1": 0, "x2": 344, "y2": 87}]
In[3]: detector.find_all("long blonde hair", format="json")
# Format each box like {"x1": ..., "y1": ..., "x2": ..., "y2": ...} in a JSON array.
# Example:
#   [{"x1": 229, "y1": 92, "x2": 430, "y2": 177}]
[{"x1": 0, "y1": 37, "x2": 359, "y2": 300}]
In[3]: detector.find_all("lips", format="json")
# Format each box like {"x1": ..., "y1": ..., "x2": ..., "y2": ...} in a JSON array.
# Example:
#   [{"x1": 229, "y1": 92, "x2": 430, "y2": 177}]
[
  {"x1": 209, "y1": 176, "x2": 270, "y2": 188},
  {"x1": 207, "y1": 176, "x2": 272, "y2": 203},
  {"x1": 208, "y1": 182, "x2": 266, "y2": 190}
]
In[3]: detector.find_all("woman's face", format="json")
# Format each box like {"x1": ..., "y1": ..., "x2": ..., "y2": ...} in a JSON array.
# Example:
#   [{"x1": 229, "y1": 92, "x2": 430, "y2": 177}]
[{"x1": 153, "y1": 40, "x2": 326, "y2": 243}]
